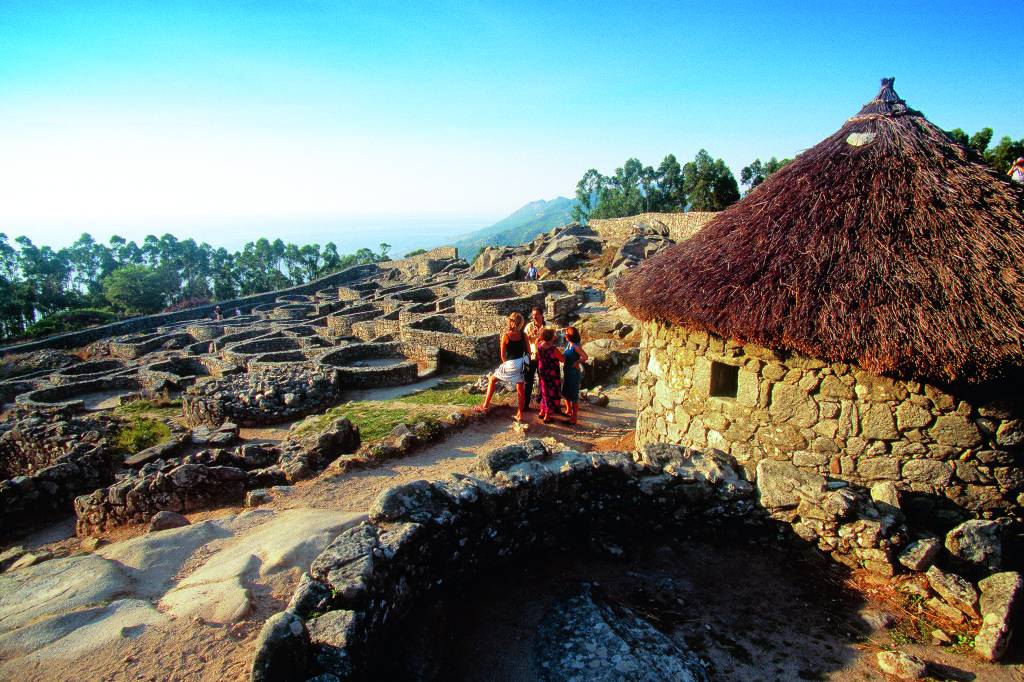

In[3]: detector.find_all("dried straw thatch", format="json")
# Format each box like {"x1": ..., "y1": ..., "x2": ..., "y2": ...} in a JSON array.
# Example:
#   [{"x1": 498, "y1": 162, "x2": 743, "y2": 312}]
[{"x1": 617, "y1": 79, "x2": 1024, "y2": 385}]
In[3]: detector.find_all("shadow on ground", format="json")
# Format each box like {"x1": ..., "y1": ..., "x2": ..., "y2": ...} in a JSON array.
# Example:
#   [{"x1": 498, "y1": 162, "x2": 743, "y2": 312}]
[{"x1": 371, "y1": 532, "x2": 876, "y2": 681}]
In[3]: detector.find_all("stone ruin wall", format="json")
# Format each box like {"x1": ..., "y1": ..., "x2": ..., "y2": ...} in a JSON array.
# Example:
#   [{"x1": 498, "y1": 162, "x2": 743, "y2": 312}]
[
  {"x1": 0, "y1": 248, "x2": 458, "y2": 357},
  {"x1": 635, "y1": 321, "x2": 1024, "y2": 523},
  {"x1": 589, "y1": 212, "x2": 717, "y2": 247}
]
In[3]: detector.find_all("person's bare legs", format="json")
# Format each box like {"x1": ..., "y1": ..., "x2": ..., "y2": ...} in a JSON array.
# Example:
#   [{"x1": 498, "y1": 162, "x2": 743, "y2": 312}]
[
  {"x1": 514, "y1": 382, "x2": 525, "y2": 421},
  {"x1": 476, "y1": 376, "x2": 498, "y2": 412}
]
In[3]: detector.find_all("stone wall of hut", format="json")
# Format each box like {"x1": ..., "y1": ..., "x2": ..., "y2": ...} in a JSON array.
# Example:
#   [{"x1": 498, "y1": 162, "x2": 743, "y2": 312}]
[{"x1": 635, "y1": 320, "x2": 1024, "y2": 522}]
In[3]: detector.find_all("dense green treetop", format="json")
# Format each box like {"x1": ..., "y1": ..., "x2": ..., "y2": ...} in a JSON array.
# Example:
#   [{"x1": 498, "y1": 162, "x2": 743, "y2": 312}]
[
  {"x1": 947, "y1": 127, "x2": 1024, "y2": 176},
  {"x1": 571, "y1": 149, "x2": 741, "y2": 222}
]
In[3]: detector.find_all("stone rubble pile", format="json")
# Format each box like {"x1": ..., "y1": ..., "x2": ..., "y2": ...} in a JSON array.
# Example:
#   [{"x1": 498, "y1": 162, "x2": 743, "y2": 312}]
[
  {"x1": 1, "y1": 440, "x2": 115, "y2": 540},
  {"x1": 0, "y1": 410, "x2": 122, "y2": 539},
  {"x1": 0, "y1": 409, "x2": 118, "y2": 478},
  {"x1": 183, "y1": 365, "x2": 343, "y2": 427},
  {"x1": 74, "y1": 417, "x2": 360, "y2": 534},
  {"x1": 749, "y1": 456, "x2": 1022, "y2": 664}
]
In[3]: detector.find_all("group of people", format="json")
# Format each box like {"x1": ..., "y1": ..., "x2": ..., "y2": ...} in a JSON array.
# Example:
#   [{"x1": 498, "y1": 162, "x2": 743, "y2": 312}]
[
  {"x1": 1010, "y1": 157, "x2": 1024, "y2": 185},
  {"x1": 476, "y1": 307, "x2": 589, "y2": 424},
  {"x1": 208, "y1": 305, "x2": 243, "y2": 321}
]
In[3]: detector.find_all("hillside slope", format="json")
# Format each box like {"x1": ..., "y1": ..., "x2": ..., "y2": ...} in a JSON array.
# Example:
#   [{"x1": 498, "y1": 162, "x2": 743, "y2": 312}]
[{"x1": 453, "y1": 197, "x2": 577, "y2": 260}]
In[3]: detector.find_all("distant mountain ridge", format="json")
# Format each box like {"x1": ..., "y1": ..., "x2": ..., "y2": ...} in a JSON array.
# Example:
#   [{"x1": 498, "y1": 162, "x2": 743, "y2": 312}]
[{"x1": 453, "y1": 197, "x2": 577, "y2": 260}]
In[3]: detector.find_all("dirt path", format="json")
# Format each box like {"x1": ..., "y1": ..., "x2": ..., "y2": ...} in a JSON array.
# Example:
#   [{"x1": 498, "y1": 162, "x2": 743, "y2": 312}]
[{"x1": 271, "y1": 385, "x2": 638, "y2": 513}]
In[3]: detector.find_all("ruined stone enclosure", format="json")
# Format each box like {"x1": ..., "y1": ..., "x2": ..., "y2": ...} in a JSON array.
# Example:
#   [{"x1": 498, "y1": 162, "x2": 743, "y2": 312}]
[
  {"x1": 0, "y1": 245, "x2": 588, "y2": 540},
  {"x1": 636, "y1": 322, "x2": 1024, "y2": 524}
]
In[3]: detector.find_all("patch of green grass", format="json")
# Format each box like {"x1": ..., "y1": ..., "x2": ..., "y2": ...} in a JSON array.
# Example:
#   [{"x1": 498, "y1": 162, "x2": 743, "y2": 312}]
[
  {"x1": 401, "y1": 378, "x2": 483, "y2": 407},
  {"x1": 293, "y1": 399, "x2": 455, "y2": 442},
  {"x1": 948, "y1": 633, "x2": 975, "y2": 655},
  {"x1": 113, "y1": 398, "x2": 183, "y2": 420},
  {"x1": 114, "y1": 416, "x2": 171, "y2": 454}
]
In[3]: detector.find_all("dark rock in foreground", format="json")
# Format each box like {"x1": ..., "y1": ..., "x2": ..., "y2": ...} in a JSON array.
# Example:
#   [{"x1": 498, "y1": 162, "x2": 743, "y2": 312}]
[{"x1": 535, "y1": 585, "x2": 709, "y2": 682}]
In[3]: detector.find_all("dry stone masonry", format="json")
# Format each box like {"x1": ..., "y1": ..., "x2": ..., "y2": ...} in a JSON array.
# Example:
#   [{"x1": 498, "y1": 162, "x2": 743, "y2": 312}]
[{"x1": 636, "y1": 323, "x2": 1024, "y2": 526}]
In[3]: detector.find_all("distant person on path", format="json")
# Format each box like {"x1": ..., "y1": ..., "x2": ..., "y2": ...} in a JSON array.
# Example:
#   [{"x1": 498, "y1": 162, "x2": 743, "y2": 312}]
[
  {"x1": 535, "y1": 327, "x2": 564, "y2": 422},
  {"x1": 235, "y1": 308, "x2": 242, "y2": 317},
  {"x1": 1010, "y1": 157, "x2": 1024, "y2": 185},
  {"x1": 523, "y1": 306, "x2": 546, "y2": 409},
  {"x1": 213, "y1": 305, "x2": 223, "y2": 321},
  {"x1": 525, "y1": 262, "x2": 539, "y2": 280},
  {"x1": 475, "y1": 312, "x2": 528, "y2": 421},
  {"x1": 561, "y1": 326, "x2": 588, "y2": 425}
]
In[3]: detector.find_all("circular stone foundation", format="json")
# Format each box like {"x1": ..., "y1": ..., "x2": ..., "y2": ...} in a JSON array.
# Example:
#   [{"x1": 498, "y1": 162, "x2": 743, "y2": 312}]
[
  {"x1": 455, "y1": 282, "x2": 546, "y2": 318},
  {"x1": 320, "y1": 342, "x2": 426, "y2": 388},
  {"x1": 49, "y1": 359, "x2": 125, "y2": 385}
]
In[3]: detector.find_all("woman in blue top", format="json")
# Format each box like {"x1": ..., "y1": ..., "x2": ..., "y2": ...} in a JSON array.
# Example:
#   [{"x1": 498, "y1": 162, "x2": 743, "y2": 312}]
[{"x1": 560, "y1": 326, "x2": 588, "y2": 425}]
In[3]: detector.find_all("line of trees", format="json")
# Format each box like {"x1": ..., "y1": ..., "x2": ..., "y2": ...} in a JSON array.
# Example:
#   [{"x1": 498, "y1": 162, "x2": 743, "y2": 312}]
[
  {"x1": 945, "y1": 127, "x2": 1024, "y2": 174},
  {"x1": 0, "y1": 233, "x2": 393, "y2": 340},
  {"x1": 571, "y1": 124, "x2": 1024, "y2": 225},
  {"x1": 571, "y1": 149, "x2": 790, "y2": 223}
]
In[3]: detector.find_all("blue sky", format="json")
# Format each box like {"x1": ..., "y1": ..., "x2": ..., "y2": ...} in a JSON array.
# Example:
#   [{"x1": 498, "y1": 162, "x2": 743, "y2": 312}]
[{"x1": 1, "y1": 1, "x2": 1021, "y2": 250}]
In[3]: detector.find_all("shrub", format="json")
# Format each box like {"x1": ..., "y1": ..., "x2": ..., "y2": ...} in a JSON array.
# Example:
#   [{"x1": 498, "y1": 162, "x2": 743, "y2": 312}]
[
  {"x1": 24, "y1": 308, "x2": 119, "y2": 339},
  {"x1": 114, "y1": 417, "x2": 171, "y2": 454}
]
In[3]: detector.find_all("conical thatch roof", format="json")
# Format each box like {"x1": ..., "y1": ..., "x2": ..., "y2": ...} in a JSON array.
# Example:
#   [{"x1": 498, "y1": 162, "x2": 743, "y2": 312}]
[{"x1": 616, "y1": 78, "x2": 1024, "y2": 385}]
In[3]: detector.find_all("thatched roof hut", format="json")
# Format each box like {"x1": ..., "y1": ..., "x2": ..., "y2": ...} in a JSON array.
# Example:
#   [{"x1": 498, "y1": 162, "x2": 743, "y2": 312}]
[{"x1": 616, "y1": 78, "x2": 1024, "y2": 385}]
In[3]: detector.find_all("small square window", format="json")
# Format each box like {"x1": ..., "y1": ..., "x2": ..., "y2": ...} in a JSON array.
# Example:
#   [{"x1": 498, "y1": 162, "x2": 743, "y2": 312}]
[{"x1": 710, "y1": 361, "x2": 739, "y2": 398}]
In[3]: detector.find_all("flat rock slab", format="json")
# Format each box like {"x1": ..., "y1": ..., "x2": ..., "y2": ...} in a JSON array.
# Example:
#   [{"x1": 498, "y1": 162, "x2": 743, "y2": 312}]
[
  {"x1": 534, "y1": 585, "x2": 709, "y2": 681},
  {"x1": 160, "y1": 509, "x2": 366, "y2": 624},
  {"x1": 0, "y1": 554, "x2": 131, "y2": 634},
  {"x1": 0, "y1": 599, "x2": 165, "y2": 672},
  {"x1": 0, "y1": 507, "x2": 365, "y2": 672},
  {"x1": 98, "y1": 519, "x2": 232, "y2": 598}
]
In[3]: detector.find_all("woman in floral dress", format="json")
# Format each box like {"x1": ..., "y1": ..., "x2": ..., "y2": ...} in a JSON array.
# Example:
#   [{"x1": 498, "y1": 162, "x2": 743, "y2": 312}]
[{"x1": 535, "y1": 327, "x2": 564, "y2": 422}]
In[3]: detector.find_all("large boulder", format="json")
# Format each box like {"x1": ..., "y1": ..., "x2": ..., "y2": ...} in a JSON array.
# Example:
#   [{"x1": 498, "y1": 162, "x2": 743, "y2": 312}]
[
  {"x1": 755, "y1": 459, "x2": 826, "y2": 510},
  {"x1": 611, "y1": 232, "x2": 672, "y2": 269},
  {"x1": 975, "y1": 571, "x2": 1023, "y2": 661},
  {"x1": 250, "y1": 611, "x2": 310, "y2": 682},
  {"x1": 945, "y1": 519, "x2": 1001, "y2": 570},
  {"x1": 581, "y1": 339, "x2": 639, "y2": 388}
]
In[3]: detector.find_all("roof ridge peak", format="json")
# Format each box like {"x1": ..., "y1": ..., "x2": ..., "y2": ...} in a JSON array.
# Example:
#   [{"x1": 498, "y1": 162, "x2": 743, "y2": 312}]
[{"x1": 856, "y1": 77, "x2": 919, "y2": 118}]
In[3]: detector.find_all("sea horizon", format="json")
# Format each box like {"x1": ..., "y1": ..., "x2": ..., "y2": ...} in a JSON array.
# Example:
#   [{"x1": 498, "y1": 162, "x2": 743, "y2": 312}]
[{"x1": 1, "y1": 213, "x2": 502, "y2": 258}]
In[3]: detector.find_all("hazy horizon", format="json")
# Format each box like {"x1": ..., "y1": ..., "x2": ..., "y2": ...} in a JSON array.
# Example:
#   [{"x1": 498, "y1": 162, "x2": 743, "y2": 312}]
[{"x1": 0, "y1": 212, "x2": 509, "y2": 255}]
